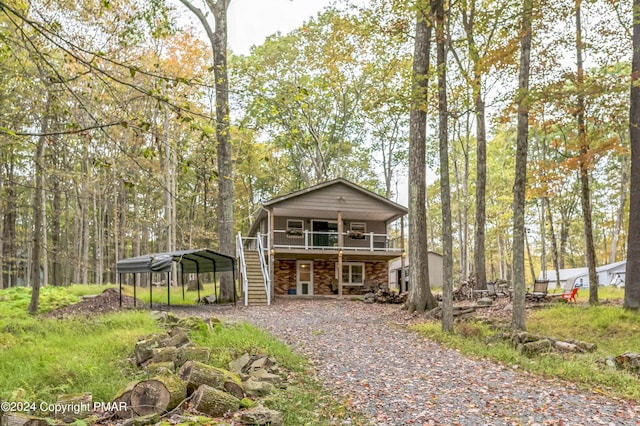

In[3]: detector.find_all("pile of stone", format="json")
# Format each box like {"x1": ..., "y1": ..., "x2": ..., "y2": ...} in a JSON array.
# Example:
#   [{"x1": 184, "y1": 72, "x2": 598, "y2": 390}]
[{"x1": 1, "y1": 314, "x2": 283, "y2": 426}]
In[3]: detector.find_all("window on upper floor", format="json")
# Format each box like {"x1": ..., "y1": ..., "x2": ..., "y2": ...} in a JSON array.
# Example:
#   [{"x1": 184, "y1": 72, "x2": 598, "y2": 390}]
[
  {"x1": 350, "y1": 222, "x2": 366, "y2": 232},
  {"x1": 286, "y1": 219, "x2": 304, "y2": 237}
]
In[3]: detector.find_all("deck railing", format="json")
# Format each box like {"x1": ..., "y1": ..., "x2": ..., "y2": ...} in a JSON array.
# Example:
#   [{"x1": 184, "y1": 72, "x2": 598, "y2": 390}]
[
  {"x1": 236, "y1": 232, "x2": 249, "y2": 306},
  {"x1": 272, "y1": 229, "x2": 402, "y2": 252},
  {"x1": 256, "y1": 232, "x2": 271, "y2": 306},
  {"x1": 238, "y1": 232, "x2": 271, "y2": 305}
]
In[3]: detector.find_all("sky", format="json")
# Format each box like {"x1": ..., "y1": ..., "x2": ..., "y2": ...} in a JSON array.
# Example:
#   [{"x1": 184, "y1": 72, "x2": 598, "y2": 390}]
[{"x1": 227, "y1": 0, "x2": 334, "y2": 55}]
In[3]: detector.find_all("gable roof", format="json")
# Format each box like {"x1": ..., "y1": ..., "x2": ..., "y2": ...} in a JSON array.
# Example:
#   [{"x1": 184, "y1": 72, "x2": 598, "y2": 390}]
[
  {"x1": 265, "y1": 178, "x2": 405, "y2": 209},
  {"x1": 248, "y1": 178, "x2": 407, "y2": 236}
]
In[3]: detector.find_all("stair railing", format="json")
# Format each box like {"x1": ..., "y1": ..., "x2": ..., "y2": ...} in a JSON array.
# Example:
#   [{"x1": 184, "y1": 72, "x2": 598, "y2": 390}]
[
  {"x1": 256, "y1": 232, "x2": 271, "y2": 306},
  {"x1": 236, "y1": 232, "x2": 249, "y2": 306}
]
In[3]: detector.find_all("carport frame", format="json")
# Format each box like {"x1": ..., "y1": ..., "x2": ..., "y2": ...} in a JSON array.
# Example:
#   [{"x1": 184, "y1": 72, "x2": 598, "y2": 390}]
[{"x1": 116, "y1": 249, "x2": 236, "y2": 308}]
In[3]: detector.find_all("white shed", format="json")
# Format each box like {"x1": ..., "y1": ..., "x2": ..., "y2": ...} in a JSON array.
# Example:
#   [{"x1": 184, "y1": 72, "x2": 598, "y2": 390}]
[{"x1": 388, "y1": 252, "x2": 444, "y2": 292}]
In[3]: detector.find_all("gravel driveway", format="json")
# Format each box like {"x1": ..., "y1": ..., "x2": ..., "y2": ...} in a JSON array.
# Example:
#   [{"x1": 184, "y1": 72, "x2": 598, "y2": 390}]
[{"x1": 210, "y1": 298, "x2": 639, "y2": 425}]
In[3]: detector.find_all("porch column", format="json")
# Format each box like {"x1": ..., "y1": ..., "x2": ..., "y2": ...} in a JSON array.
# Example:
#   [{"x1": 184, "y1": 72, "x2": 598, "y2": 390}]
[
  {"x1": 400, "y1": 215, "x2": 406, "y2": 292},
  {"x1": 269, "y1": 208, "x2": 275, "y2": 298},
  {"x1": 338, "y1": 249, "x2": 343, "y2": 298},
  {"x1": 337, "y1": 211, "x2": 344, "y2": 248},
  {"x1": 338, "y1": 211, "x2": 343, "y2": 298}
]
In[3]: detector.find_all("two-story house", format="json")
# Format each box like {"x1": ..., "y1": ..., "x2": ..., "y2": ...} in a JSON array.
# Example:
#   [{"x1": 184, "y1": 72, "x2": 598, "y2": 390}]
[{"x1": 238, "y1": 178, "x2": 407, "y2": 305}]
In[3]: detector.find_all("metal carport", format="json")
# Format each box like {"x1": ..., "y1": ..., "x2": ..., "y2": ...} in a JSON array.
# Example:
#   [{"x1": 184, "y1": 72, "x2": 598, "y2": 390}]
[{"x1": 116, "y1": 249, "x2": 236, "y2": 308}]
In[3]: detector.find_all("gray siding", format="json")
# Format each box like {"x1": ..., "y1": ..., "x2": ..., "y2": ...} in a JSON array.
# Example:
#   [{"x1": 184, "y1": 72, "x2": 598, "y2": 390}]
[{"x1": 273, "y1": 182, "x2": 402, "y2": 218}]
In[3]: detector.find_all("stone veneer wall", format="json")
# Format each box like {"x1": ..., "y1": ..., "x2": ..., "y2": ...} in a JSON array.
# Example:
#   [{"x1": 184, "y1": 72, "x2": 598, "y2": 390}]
[
  {"x1": 273, "y1": 259, "x2": 388, "y2": 296},
  {"x1": 274, "y1": 259, "x2": 296, "y2": 295}
]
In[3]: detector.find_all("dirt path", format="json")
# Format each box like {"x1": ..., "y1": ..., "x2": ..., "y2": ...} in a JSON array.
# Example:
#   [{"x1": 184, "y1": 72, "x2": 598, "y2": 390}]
[{"x1": 192, "y1": 298, "x2": 639, "y2": 425}]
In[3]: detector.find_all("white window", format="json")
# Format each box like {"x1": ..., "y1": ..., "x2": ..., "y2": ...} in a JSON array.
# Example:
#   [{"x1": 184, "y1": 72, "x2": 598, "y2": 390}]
[
  {"x1": 350, "y1": 222, "x2": 366, "y2": 232},
  {"x1": 337, "y1": 262, "x2": 365, "y2": 285},
  {"x1": 286, "y1": 219, "x2": 304, "y2": 237}
]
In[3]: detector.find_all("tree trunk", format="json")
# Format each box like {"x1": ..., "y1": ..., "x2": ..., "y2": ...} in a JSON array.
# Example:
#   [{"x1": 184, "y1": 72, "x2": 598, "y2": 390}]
[
  {"x1": 575, "y1": 0, "x2": 598, "y2": 305},
  {"x1": 525, "y1": 229, "x2": 537, "y2": 283},
  {"x1": 406, "y1": 2, "x2": 438, "y2": 314},
  {"x1": 93, "y1": 192, "x2": 102, "y2": 285},
  {"x1": 474, "y1": 91, "x2": 487, "y2": 291},
  {"x1": 463, "y1": 128, "x2": 470, "y2": 278},
  {"x1": 178, "y1": 360, "x2": 240, "y2": 395},
  {"x1": 545, "y1": 198, "x2": 561, "y2": 289},
  {"x1": 212, "y1": 0, "x2": 235, "y2": 302},
  {"x1": 41, "y1": 165, "x2": 48, "y2": 288},
  {"x1": 81, "y1": 156, "x2": 90, "y2": 285},
  {"x1": 51, "y1": 170, "x2": 62, "y2": 286},
  {"x1": 624, "y1": 0, "x2": 640, "y2": 310},
  {"x1": 2, "y1": 166, "x2": 17, "y2": 288},
  {"x1": 436, "y1": 0, "x2": 453, "y2": 333},
  {"x1": 497, "y1": 235, "x2": 504, "y2": 280},
  {"x1": 452, "y1": 142, "x2": 465, "y2": 280},
  {"x1": 64, "y1": 189, "x2": 72, "y2": 285},
  {"x1": 112, "y1": 381, "x2": 137, "y2": 418},
  {"x1": 1, "y1": 413, "x2": 49, "y2": 426},
  {"x1": 539, "y1": 199, "x2": 546, "y2": 279},
  {"x1": 190, "y1": 384, "x2": 240, "y2": 418},
  {"x1": 28, "y1": 91, "x2": 51, "y2": 313},
  {"x1": 130, "y1": 373, "x2": 187, "y2": 416},
  {"x1": 609, "y1": 152, "x2": 628, "y2": 263},
  {"x1": 461, "y1": 4, "x2": 488, "y2": 291},
  {"x1": 559, "y1": 206, "x2": 572, "y2": 269},
  {"x1": 512, "y1": 0, "x2": 532, "y2": 331},
  {"x1": 179, "y1": 0, "x2": 235, "y2": 301}
]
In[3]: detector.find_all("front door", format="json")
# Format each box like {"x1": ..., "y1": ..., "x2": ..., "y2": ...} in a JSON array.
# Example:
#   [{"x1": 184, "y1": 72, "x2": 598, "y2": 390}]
[{"x1": 296, "y1": 260, "x2": 313, "y2": 295}]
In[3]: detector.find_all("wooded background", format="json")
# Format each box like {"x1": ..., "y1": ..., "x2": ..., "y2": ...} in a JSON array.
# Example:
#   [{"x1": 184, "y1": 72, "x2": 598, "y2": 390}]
[{"x1": 0, "y1": 0, "x2": 632, "y2": 291}]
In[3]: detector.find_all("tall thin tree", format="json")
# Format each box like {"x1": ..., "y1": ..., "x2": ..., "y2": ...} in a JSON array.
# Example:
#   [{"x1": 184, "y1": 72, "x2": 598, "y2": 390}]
[
  {"x1": 575, "y1": 0, "x2": 598, "y2": 305},
  {"x1": 406, "y1": 0, "x2": 438, "y2": 314},
  {"x1": 512, "y1": 0, "x2": 533, "y2": 331},
  {"x1": 624, "y1": 0, "x2": 640, "y2": 310},
  {"x1": 28, "y1": 82, "x2": 52, "y2": 313},
  {"x1": 179, "y1": 0, "x2": 235, "y2": 302},
  {"x1": 435, "y1": 0, "x2": 453, "y2": 332}
]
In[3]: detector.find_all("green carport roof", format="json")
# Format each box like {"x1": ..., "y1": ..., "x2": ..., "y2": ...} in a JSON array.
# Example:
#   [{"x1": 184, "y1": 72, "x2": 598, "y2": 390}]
[{"x1": 116, "y1": 248, "x2": 235, "y2": 274}]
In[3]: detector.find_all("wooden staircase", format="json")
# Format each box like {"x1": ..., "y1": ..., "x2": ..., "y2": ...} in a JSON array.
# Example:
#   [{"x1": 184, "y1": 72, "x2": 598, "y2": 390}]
[{"x1": 243, "y1": 250, "x2": 269, "y2": 305}]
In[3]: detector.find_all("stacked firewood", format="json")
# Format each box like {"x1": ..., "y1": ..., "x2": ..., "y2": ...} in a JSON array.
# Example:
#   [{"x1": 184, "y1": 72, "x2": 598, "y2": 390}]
[
  {"x1": 427, "y1": 306, "x2": 476, "y2": 320},
  {"x1": 363, "y1": 286, "x2": 407, "y2": 304},
  {"x1": 453, "y1": 276, "x2": 476, "y2": 301}
]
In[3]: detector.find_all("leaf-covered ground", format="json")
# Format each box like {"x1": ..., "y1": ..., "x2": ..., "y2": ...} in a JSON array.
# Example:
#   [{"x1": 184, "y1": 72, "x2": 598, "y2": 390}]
[
  {"x1": 42, "y1": 292, "x2": 639, "y2": 424},
  {"x1": 209, "y1": 298, "x2": 639, "y2": 425}
]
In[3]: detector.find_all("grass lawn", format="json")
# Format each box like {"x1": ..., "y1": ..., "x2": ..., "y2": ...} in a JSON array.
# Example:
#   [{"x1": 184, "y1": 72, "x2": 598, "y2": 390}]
[
  {"x1": 119, "y1": 282, "x2": 232, "y2": 306},
  {"x1": 0, "y1": 285, "x2": 365, "y2": 424},
  {"x1": 0, "y1": 286, "x2": 160, "y2": 403},
  {"x1": 412, "y1": 286, "x2": 640, "y2": 400}
]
